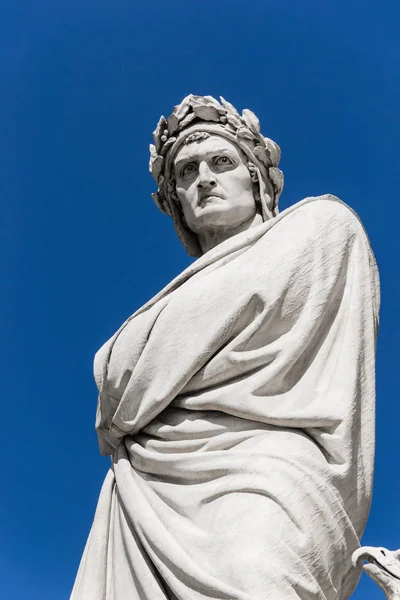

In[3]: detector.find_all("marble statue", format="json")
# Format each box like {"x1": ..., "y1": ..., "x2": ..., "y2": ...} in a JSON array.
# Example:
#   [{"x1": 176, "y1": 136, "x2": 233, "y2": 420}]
[
  {"x1": 71, "y1": 95, "x2": 380, "y2": 600},
  {"x1": 353, "y1": 547, "x2": 400, "y2": 600}
]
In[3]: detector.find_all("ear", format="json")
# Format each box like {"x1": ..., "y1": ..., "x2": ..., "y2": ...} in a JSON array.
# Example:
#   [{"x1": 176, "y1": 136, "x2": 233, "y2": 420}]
[
  {"x1": 247, "y1": 161, "x2": 259, "y2": 183},
  {"x1": 247, "y1": 162, "x2": 261, "y2": 205}
]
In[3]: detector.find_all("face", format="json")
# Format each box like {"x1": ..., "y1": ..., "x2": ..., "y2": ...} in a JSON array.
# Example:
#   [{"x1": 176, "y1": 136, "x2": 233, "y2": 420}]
[{"x1": 173, "y1": 135, "x2": 257, "y2": 235}]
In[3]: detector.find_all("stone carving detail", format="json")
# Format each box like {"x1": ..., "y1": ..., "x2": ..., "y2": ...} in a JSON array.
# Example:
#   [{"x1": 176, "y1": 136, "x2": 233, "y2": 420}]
[
  {"x1": 149, "y1": 94, "x2": 283, "y2": 256},
  {"x1": 70, "y1": 95, "x2": 380, "y2": 600},
  {"x1": 353, "y1": 547, "x2": 400, "y2": 600}
]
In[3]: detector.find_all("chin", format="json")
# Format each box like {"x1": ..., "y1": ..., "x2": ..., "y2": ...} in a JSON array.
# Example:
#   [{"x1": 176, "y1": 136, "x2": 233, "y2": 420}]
[
  {"x1": 192, "y1": 211, "x2": 255, "y2": 235},
  {"x1": 190, "y1": 206, "x2": 231, "y2": 231}
]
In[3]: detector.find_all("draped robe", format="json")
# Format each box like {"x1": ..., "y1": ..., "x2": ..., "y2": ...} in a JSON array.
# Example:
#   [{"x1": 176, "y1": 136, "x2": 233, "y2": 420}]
[{"x1": 71, "y1": 195, "x2": 379, "y2": 600}]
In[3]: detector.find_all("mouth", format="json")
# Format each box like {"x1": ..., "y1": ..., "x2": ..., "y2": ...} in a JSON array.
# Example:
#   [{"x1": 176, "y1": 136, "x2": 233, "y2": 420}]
[{"x1": 198, "y1": 194, "x2": 223, "y2": 206}]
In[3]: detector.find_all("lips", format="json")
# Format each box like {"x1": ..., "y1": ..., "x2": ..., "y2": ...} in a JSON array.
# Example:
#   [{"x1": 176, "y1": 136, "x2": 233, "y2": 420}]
[{"x1": 199, "y1": 193, "x2": 223, "y2": 206}]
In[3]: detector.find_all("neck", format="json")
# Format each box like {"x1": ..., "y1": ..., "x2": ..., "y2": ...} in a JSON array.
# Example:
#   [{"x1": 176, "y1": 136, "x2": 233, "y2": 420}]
[{"x1": 198, "y1": 212, "x2": 264, "y2": 254}]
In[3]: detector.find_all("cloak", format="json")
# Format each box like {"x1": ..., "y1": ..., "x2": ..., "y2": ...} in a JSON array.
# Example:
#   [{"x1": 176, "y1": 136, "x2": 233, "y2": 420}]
[{"x1": 71, "y1": 195, "x2": 379, "y2": 600}]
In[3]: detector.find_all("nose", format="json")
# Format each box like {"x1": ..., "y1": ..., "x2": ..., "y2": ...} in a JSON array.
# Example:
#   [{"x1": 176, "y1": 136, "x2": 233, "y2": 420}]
[{"x1": 197, "y1": 161, "x2": 216, "y2": 189}]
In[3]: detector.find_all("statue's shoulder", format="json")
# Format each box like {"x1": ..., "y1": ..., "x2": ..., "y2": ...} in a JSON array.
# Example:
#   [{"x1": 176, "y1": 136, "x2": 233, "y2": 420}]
[
  {"x1": 94, "y1": 337, "x2": 114, "y2": 390},
  {"x1": 281, "y1": 194, "x2": 364, "y2": 237}
]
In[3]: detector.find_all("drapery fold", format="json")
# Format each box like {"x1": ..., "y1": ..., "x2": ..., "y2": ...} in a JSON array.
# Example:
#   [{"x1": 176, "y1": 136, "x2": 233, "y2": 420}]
[{"x1": 72, "y1": 196, "x2": 379, "y2": 600}]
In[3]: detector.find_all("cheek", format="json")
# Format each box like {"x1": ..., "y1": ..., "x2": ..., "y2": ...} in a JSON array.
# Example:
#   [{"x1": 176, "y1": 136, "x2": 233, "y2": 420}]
[
  {"x1": 176, "y1": 185, "x2": 197, "y2": 216},
  {"x1": 176, "y1": 186, "x2": 190, "y2": 204},
  {"x1": 222, "y1": 170, "x2": 254, "y2": 195}
]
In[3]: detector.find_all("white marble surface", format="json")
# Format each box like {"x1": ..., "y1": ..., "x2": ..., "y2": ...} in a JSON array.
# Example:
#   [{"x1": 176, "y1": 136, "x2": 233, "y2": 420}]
[
  {"x1": 353, "y1": 547, "x2": 400, "y2": 600},
  {"x1": 71, "y1": 96, "x2": 380, "y2": 600}
]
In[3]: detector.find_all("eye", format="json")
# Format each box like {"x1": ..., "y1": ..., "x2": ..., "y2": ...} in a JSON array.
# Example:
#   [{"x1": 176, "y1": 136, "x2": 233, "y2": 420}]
[
  {"x1": 214, "y1": 156, "x2": 233, "y2": 166},
  {"x1": 181, "y1": 163, "x2": 197, "y2": 177}
]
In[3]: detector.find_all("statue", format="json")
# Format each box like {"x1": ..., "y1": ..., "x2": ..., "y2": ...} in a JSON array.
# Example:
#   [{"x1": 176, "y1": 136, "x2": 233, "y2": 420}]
[
  {"x1": 353, "y1": 547, "x2": 400, "y2": 600},
  {"x1": 71, "y1": 95, "x2": 380, "y2": 600}
]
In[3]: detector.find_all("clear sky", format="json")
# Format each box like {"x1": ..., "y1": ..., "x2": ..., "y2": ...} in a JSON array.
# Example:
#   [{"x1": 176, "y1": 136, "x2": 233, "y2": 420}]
[{"x1": 2, "y1": 1, "x2": 400, "y2": 599}]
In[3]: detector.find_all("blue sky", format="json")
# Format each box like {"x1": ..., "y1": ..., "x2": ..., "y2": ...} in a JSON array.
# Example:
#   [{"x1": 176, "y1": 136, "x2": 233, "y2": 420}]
[{"x1": 2, "y1": 1, "x2": 400, "y2": 598}]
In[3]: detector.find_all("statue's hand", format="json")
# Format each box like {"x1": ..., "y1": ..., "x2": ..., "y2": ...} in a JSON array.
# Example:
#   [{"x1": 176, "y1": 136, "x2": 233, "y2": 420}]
[{"x1": 352, "y1": 546, "x2": 400, "y2": 599}]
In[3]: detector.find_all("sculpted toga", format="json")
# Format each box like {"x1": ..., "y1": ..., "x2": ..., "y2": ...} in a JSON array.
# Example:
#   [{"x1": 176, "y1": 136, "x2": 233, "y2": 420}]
[{"x1": 71, "y1": 95, "x2": 380, "y2": 600}]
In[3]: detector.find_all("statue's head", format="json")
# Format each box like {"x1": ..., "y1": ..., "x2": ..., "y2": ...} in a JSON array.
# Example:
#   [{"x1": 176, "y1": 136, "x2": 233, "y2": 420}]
[{"x1": 149, "y1": 95, "x2": 283, "y2": 257}]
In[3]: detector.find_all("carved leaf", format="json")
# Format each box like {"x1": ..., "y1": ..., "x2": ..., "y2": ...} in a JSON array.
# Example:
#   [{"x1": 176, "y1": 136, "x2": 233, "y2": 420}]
[
  {"x1": 160, "y1": 137, "x2": 177, "y2": 156},
  {"x1": 150, "y1": 155, "x2": 164, "y2": 180},
  {"x1": 193, "y1": 104, "x2": 220, "y2": 122},
  {"x1": 253, "y1": 145, "x2": 270, "y2": 166},
  {"x1": 191, "y1": 95, "x2": 220, "y2": 108},
  {"x1": 237, "y1": 126, "x2": 255, "y2": 141},
  {"x1": 264, "y1": 137, "x2": 281, "y2": 165},
  {"x1": 226, "y1": 114, "x2": 242, "y2": 129},
  {"x1": 269, "y1": 167, "x2": 284, "y2": 193},
  {"x1": 173, "y1": 96, "x2": 192, "y2": 120},
  {"x1": 242, "y1": 109, "x2": 260, "y2": 136},
  {"x1": 167, "y1": 113, "x2": 179, "y2": 135},
  {"x1": 220, "y1": 96, "x2": 240, "y2": 116},
  {"x1": 152, "y1": 116, "x2": 167, "y2": 152},
  {"x1": 149, "y1": 143, "x2": 157, "y2": 161},
  {"x1": 179, "y1": 112, "x2": 197, "y2": 129}
]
